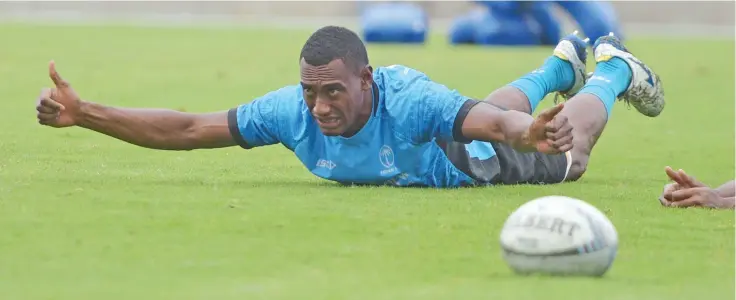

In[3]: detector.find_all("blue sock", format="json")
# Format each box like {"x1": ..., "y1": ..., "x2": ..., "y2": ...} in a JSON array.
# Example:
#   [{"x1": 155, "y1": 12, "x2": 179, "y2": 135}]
[
  {"x1": 578, "y1": 58, "x2": 632, "y2": 117},
  {"x1": 508, "y1": 56, "x2": 575, "y2": 112}
]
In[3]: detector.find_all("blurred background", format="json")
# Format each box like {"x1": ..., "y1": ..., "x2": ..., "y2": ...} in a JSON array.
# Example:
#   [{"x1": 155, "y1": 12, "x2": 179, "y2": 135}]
[{"x1": 0, "y1": 1, "x2": 733, "y2": 41}]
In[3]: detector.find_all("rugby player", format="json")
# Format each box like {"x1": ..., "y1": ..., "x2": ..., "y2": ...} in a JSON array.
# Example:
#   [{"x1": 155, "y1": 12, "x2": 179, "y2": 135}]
[{"x1": 35, "y1": 26, "x2": 664, "y2": 188}]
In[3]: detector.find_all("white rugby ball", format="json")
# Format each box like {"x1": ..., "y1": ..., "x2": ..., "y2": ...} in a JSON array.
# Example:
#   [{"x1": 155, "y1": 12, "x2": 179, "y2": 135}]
[{"x1": 499, "y1": 195, "x2": 618, "y2": 277}]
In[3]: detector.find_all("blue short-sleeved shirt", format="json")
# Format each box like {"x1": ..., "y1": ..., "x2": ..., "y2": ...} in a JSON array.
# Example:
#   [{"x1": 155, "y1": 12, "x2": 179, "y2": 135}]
[{"x1": 227, "y1": 65, "x2": 499, "y2": 188}]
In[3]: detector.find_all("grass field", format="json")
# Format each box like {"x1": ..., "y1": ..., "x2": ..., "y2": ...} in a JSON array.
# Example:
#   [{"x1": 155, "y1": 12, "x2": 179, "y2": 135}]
[{"x1": 0, "y1": 23, "x2": 734, "y2": 300}]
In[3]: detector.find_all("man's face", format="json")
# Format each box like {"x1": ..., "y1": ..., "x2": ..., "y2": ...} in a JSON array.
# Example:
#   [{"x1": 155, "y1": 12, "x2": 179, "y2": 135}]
[{"x1": 300, "y1": 58, "x2": 372, "y2": 136}]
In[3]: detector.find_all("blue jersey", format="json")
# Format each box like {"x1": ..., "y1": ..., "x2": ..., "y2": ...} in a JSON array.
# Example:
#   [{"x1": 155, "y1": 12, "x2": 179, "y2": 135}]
[{"x1": 227, "y1": 65, "x2": 500, "y2": 188}]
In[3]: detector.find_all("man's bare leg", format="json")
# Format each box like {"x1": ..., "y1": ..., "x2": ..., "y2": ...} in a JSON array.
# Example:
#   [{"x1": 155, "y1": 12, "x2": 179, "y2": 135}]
[
  {"x1": 482, "y1": 33, "x2": 666, "y2": 182},
  {"x1": 483, "y1": 32, "x2": 589, "y2": 114},
  {"x1": 483, "y1": 86, "x2": 533, "y2": 113},
  {"x1": 562, "y1": 33, "x2": 664, "y2": 180}
]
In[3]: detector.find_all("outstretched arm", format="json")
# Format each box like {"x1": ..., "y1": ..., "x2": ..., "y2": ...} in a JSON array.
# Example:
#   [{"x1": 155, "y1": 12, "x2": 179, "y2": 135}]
[
  {"x1": 76, "y1": 103, "x2": 234, "y2": 150},
  {"x1": 37, "y1": 61, "x2": 282, "y2": 151}
]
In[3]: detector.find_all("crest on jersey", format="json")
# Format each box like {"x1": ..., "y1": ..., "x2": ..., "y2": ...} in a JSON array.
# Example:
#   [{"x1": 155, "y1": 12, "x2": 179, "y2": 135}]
[{"x1": 379, "y1": 145, "x2": 395, "y2": 168}]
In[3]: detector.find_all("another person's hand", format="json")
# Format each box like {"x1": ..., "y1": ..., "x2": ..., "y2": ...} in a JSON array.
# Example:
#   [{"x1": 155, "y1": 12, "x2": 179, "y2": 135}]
[
  {"x1": 659, "y1": 166, "x2": 706, "y2": 204},
  {"x1": 659, "y1": 166, "x2": 734, "y2": 209},
  {"x1": 36, "y1": 61, "x2": 82, "y2": 128},
  {"x1": 663, "y1": 187, "x2": 733, "y2": 209},
  {"x1": 528, "y1": 103, "x2": 573, "y2": 155}
]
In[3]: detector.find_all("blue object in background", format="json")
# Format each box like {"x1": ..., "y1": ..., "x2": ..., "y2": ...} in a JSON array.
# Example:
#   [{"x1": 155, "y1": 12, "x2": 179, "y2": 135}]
[
  {"x1": 473, "y1": 0, "x2": 521, "y2": 15},
  {"x1": 471, "y1": 7, "x2": 540, "y2": 46},
  {"x1": 449, "y1": 9, "x2": 487, "y2": 44},
  {"x1": 361, "y1": 2, "x2": 428, "y2": 44},
  {"x1": 451, "y1": 1, "x2": 559, "y2": 46},
  {"x1": 448, "y1": 1, "x2": 622, "y2": 47},
  {"x1": 524, "y1": 1, "x2": 562, "y2": 45},
  {"x1": 556, "y1": 1, "x2": 624, "y2": 45}
]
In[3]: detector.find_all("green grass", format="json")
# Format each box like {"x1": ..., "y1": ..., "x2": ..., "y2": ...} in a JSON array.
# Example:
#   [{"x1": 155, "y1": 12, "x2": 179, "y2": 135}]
[{"x1": 0, "y1": 23, "x2": 733, "y2": 300}]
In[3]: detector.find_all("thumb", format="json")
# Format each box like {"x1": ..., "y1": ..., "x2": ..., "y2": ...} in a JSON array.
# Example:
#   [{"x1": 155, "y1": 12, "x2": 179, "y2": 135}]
[
  {"x1": 537, "y1": 103, "x2": 565, "y2": 122},
  {"x1": 49, "y1": 60, "x2": 70, "y2": 88}
]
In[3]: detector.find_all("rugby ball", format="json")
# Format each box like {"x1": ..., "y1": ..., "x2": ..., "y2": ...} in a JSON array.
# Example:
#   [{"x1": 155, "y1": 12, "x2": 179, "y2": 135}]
[{"x1": 499, "y1": 195, "x2": 618, "y2": 277}]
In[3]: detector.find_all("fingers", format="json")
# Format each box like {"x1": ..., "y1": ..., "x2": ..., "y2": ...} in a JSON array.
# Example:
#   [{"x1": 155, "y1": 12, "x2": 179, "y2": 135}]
[
  {"x1": 542, "y1": 114, "x2": 573, "y2": 152},
  {"x1": 661, "y1": 195, "x2": 702, "y2": 208},
  {"x1": 36, "y1": 104, "x2": 56, "y2": 114},
  {"x1": 661, "y1": 182, "x2": 680, "y2": 201},
  {"x1": 666, "y1": 187, "x2": 724, "y2": 209},
  {"x1": 665, "y1": 166, "x2": 706, "y2": 188},
  {"x1": 659, "y1": 183, "x2": 680, "y2": 206},
  {"x1": 541, "y1": 134, "x2": 573, "y2": 153},
  {"x1": 665, "y1": 166, "x2": 688, "y2": 186},
  {"x1": 545, "y1": 116, "x2": 572, "y2": 139},
  {"x1": 549, "y1": 133, "x2": 573, "y2": 150},
  {"x1": 37, "y1": 113, "x2": 60, "y2": 124},
  {"x1": 39, "y1": 97, "x2": 65, "y2": 111},
  {"x1": 538, "y1": 103, "x2": 565, "y2": 122},
  {"x1": 36, "y1": 88, "x2": 66, "y2": 125},
  {"x1": 660, "y1": 186, "x2": 705, "y2": 208},
  {"x1": 37, "y1": 88, "x2": 66, "y2": 111},
  {"x1": 676, "y1": 169, "x2": 692, "y2": 185},
  {"x1": 664, "y1": 166, "x2": 676, "y2": 178},
  {"x1": 49, "y1": 60, "x2": 70, "y2": 88},
  {"x1": 533, "y1": 105, "x2": 573, "y2": 154},
  {"x1": 659, "y1": 195, "x2": 672, "y2": 207},
  {"x1": 670, "y1": 187, "x2": 710, "y2": 202},
  {"x1": 555, "y1": 142, "x2": 573, "y2": 153},
  {"x1": 668, "y1": 197, "x2": 703, "y2": 208},
  {"x1": 678, "y1": 169, "x2": 705, "y2": 187},
  {"x1": 37, "y1": 105, "x2": 61, "y2": 124}
]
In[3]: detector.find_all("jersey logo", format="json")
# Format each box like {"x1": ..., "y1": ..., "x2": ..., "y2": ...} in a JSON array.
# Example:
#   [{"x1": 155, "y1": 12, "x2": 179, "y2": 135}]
[
  {"x1": 379, "y1": 145, "x2": 398, "y2": 176},
  {"x1": 316, "y1": 159, "x2": 337, "y2": 170},
  {"x1": 379, "y1": 145, "x2": 395, "y2": 168}
]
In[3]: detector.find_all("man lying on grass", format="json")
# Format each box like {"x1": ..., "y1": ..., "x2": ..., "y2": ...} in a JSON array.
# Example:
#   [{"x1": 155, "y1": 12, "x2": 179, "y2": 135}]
[{"x1": 35, "y1": 26, "x2": 664, "y2": 188}]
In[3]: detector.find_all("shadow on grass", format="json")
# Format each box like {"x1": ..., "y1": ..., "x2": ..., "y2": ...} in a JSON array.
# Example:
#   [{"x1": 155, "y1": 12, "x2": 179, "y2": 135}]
[
  {"x1": 482, "y1": 270, "x2": 664, "y2": 285},
  {"x1": 51, "y1": 172, "x2": 636, "y2": 192}
]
